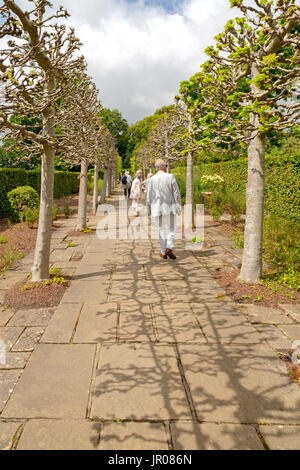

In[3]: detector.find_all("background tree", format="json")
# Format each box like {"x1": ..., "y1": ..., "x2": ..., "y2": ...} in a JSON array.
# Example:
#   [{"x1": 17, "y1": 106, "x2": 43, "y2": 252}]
[
  {"x1": 100, "y1": 108, "x2": 129, "y2": 163},
  {"x1": 0, "y1": 0, "x2": 84, "y2": 281}
]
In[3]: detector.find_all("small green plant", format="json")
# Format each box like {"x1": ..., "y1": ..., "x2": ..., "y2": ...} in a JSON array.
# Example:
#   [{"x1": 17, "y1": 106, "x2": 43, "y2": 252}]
[
  {"x1": 254, "y1": 295, "x2": 263, "y2": 303},
  {"x1": 210, "y1": 191, "x2": 227, "y2": 221},
  {"x1": 23, "y1": 206, "x2": 39, "y2": 226},
  {"x1": 83, "y1": 227, "x2": 92, "y2": 233},
  {"x1": 67, "y1": 242, "x2": 75, "y2": 248},
  {"x1": 7, "y1": 186, "x2": 39, "y2": 222},
  {"x1": 1, "y1": 247, "x2": 15, "y2": 271},
  {"x1": 44, "y1": 280, "x2": 51, "y2": 286},
  {"x1": 0, "y1": 235, "x2": 7, "y2": 244},
  {"x1": 53, "y1": 276, "x2": 66, "y2": 285},
  {"x1": 192, "y1": 236, "x2": 204, "y2": 244},
  {"x1": 63, "y1": 203, "x2": 72, "y2": 218},
  {"x1": 242, "y1": 294, "x2": 252, "y2": 300},
  {"x1": 52, "y1": 205, "x2": 59, "y2": 221},
  {"x1": 49, "y1": 268, "x2": 62, "y2": 276},
  {"x1": 17, "y1": 253, "x2": 24, "y2": 259},
  {"x1": 233, "y1": 229, "x2": 244, "y2": 249}
]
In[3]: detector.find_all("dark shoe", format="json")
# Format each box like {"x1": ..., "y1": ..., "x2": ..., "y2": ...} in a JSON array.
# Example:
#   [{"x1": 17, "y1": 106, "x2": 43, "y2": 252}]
[
  {"x1": 166, "y1": 249, "x2": 176, "y2": 260},
  {"x1": 160, "y1": 253, "x2": 168, "y2": 259}
]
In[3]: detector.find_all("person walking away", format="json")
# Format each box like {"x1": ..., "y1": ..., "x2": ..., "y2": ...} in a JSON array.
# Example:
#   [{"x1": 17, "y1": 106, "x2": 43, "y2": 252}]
[
  {"x1": 147, "y1": 159, "x2": 181, "y2": 260},
  {"x1": 130, "y1": 170, "x2": 143, "y2": 217},
  {"x1": 122, "y1": 171, "x2": 132, "y2": 200},
  {"x1": 142, "y1": 173, "x2": 153, "y2": 193}
]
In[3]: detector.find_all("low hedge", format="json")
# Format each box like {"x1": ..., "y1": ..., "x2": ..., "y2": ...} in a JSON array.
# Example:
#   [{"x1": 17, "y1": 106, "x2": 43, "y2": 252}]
[
  {"x1": 173, "y1": 155, "x2": 300, "y2": 223},
  {"x1": 0, "y1": 168, "x2": 80, "y2": 219}
]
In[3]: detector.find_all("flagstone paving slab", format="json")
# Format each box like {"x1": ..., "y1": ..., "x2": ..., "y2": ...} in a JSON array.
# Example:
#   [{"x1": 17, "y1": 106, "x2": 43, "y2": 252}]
[
  {"x1": 8, "y1": 308, "x2": 54, "y2": 327},
  {"x1": 17, "y1": 420, "x2": 100, "y2": 450},
  {"x1": 244, "y1": 306, "x2": 293, "y2": 325},
  {"x1": 0, "y1": 421, "x2": 22, "y2": 450},
  {"x1": 73, "y1": 264, "x2": 112, "y2": 282},
  {"x1": 0, "y1": 352, "x2": 30, "y2": 370},
  {"x1": 118, "y1": 303, "x2": 156, "y2": 342},
  {"x1": 0, "y1": 309, "x2": 15, "y2": 327},
  {"x1": 0, "y1": 272, "x2": 26, "y2": 290},
  {"x1": 166, "y1": 281, "x2": 226, "y2": 303},
  {"x1": 61, "y1": 280, "x2": 110, "y2": 304},
  {"x1": 0, "y1": 370, "x2": 22, "y2": 413},
  {"x1": 99, "y1": 422, "x2": 169, "y2": 450},
  {"x1": 0, "y1": 327, "x2": 24, "y2": 351},
  {"x1": 177, "y1": 343, "x2": 300, "y2": 424},
  {"x1": 153, "y1": 304, "x2": 206, "y2": 343},
  {"x1": 109, "y1": 280, "x2": 168, "y2": 304},
  {"x1": 2, "y1": 344, "x2": 95, "y2": 419},
  {"x1": 278, "y1": 325, "x2": 300, "y2": 342},
  {"x1": 73, "y1": 303, "x2": 117, "y2": 343},
  {"x1": 12, "y1": 327, "x2": 44, "y2": 352},
  {"x1": 259, "y1": 425, "x2": 300, "y2": 450},
  {"x1": 171, "y1": 422, "x2": 264, "y2": 450},
  {"x1": 199, "y1": 314, "x2": 262, "y2": 344},
  {"x1": 256, "y1": 325, "x2": 294, "y2": 350},
  {"x1": 279, "y1": 305, "x2": 300, "y2": 323},
  {"x1": 41, "y1": 303, "x2": 82, "y2": 344},
  {"x1": 90, "y1": 343, "x2": 191, "y2": 420}
]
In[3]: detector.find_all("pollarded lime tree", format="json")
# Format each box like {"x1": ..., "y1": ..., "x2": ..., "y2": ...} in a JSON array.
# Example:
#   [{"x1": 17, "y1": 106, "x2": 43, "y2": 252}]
[
  {"x1": 146, "y1": 107, "x2": 188, "y2": 172},
  {"x1": 182, "y1": 0, "x2": 299, "y2": 283},
  {"x1": 0, "y1": 0, "x2": 85, "y2": 281}
]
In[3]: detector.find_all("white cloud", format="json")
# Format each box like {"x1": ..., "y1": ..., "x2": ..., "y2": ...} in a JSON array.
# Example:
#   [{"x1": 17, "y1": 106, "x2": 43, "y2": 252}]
[{"x1": 17, "y1": 0, "x2": 238, "y2": 123}]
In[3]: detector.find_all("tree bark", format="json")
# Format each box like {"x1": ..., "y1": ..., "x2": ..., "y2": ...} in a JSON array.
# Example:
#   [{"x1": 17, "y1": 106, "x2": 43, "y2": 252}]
[
  {"x1": 31, "y1": 145, "x2": 55, "y2": 281},
  {"x1": 186, "y1": 151, "x2": 194, "y2": 228},
  {"x1": 77, "y1": 159, "x2": 88, "y2": 231},
  {"x1": 239, "y1": 64, "x2": 266, "y2": 283},
  {"x1": 92, "y1": 164, "x2": 99, "y2": 214},
  {"x1": 100, "y1": 169, "x2": 108, "y2": 204},
  {"x1": 31, "y1": 78, "x2": 55, "y2": 282},
  {"x1": 107, "y1": 168, "x2": 112, "y2": 196}
]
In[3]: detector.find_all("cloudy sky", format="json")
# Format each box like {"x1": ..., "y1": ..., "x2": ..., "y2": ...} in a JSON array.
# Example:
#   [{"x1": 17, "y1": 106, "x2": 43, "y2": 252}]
[{"x1": 3, "y1": 1, "x2": 238, "y2": 124}]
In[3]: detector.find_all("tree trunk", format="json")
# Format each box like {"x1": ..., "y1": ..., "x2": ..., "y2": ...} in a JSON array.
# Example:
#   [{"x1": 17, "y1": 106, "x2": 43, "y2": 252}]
[
  {"x1": 239, "y1": 63, "x2": 266, "y2": 283},
  {"x1": 77, "y1": 159, "x2": 88, "y2": 231},
  {"x1": 92, "y1": 164, "x2": 99, "y2": 214},
  {"x1": 186, "y1": 151, "x2": 194, "y2": 228},
  {"x1": 32, "y1": 78, "x2": 55, "y2": 282},
  {"x1": 100, "y1": 169, "x2": 108, "y2": 204},
  {"x1": 31, "y1": 146, "x2": 55, "y2": 282},
  {"x1": 107, "y1": 169, "x2": 112, "y2": 196}
]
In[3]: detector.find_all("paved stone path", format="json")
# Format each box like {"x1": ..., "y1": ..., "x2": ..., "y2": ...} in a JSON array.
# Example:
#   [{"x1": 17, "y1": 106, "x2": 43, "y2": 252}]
[{"x1": 0, "y1": 189, "x2": 300, "y2": 450}]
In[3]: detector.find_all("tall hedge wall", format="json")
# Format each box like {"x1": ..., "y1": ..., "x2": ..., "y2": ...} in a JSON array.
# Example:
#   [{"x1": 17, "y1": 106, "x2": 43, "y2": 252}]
[
  {"x1": 0, "y1": 169, "x2": 80, "y2": 219},
  {"x1": 173, "y1": 156, "x2": 300, "y2": 223}
]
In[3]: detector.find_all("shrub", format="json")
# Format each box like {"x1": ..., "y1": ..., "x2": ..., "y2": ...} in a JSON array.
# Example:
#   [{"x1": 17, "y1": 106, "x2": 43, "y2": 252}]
[
  {"x1": 63, "y1": 203, "x2": 71, "y2": 218},
  {"x1": 7, "y1": 186, "x2": 39, "y2": 222},
  {"x1": 263, "y1": 215, "x2": 300, "y2": 273},
  {"x1": 23, "y1": 206, "x2": 39, "y2": 226},
  {"x1": 0, "y1": 168, "x2": 80, "y2": 219},
  {"x1": 210, "y1": 191, "x2": 227, "y2": 221},
  {"x1": 225, "y1": 191, "x2": 246, "y2": 223}
]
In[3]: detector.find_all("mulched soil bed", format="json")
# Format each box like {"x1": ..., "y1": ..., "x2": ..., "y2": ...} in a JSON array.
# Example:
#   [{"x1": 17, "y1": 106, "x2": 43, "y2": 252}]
[
  {"x1": 0, "y1": 222, "x2": 37, "y2": 272},
  {"x1": 212, "y1": 269, "x2": 300, "y2": 308},
  {"x1": 4, "y1": 274, "x2": 71, "y2": 309}
]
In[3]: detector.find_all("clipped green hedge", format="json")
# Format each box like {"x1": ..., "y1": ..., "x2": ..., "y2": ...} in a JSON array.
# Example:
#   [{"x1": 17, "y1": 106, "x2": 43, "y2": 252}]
[
  {"x1": 173, "y1": 155, "x2": 300, "y2": 222},
  {"x1": 0, "y1": 168, "x2": 80, "y2": 219}
]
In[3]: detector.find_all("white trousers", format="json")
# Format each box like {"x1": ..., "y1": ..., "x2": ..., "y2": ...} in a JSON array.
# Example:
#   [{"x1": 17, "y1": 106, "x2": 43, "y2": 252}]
[{"x1": 156, "y1": 214, "x2": 176, "y2": 255}]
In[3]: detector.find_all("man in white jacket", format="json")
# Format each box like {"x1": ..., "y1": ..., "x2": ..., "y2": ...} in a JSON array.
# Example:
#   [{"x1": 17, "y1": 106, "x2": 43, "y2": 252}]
[{"x1": 147, "y1": 159, "x2": 182, "y2": 260}]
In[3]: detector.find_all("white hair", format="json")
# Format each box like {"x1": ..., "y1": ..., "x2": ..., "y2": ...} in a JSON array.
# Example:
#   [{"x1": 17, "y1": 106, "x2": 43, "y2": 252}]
[{"x1": 155, "y1": 160, "x2": 166, "y2": 171}]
